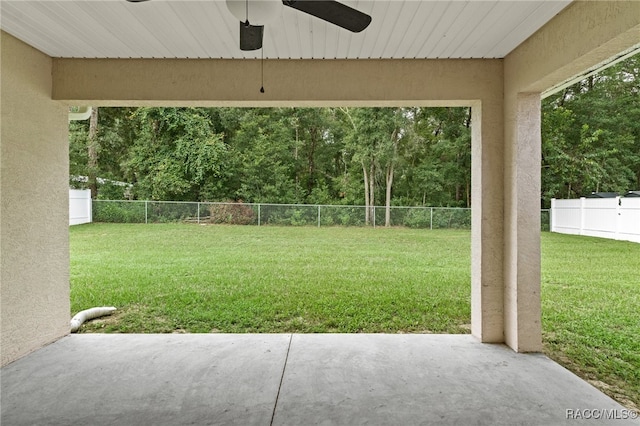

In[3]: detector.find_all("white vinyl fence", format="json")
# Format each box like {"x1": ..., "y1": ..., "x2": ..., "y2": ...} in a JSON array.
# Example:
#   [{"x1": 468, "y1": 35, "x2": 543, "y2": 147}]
[
  {"x1": 551, "y1": 197, "x2": 640, "y2": 243},
  {"x1": 69, "y1": 189, "x2": 92, "y2": 225}
]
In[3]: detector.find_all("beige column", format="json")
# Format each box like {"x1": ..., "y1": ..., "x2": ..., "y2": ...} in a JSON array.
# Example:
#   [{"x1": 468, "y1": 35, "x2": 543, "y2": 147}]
[
  {"x1": 1, "y1": 32, "x2": 70, "y2": 366},
  {"x1": 502, "y1": 93, "x2": 542, "y2": 352},
  {"x1": 471, "y1": 98, "x2": 505, "y2": 343}
]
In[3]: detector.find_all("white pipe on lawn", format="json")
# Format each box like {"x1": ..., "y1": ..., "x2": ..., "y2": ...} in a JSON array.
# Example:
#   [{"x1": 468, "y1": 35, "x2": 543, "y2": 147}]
[{"x1": 70, "y1": 307, "x2": 117, "y2": 332}]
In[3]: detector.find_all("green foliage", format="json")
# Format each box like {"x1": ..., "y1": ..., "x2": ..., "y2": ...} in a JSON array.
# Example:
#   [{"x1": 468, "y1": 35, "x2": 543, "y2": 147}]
[
  {"x1": 542, "y1": 54, "x2": 640, "y2": 206},
  {"x1": 319, "y1": 206, "x2": 366, "y2": 226},
  {"x1": 431, "y1": 208, "x2": 471, "y2": 229},
  {"x1": 93, "y1": 202, "x2": 145, "y2": 223},
  {"x1": 96, "y1": 182, "x2": 129, "y2": 200},
  {"x1": 402, "y1": 208, "x2": 432, "y2": 229},
  {"x1": 70, "y1": 105, "x2": 474, "y2": 207},
  {"x1": 123, "y1": 107, "x2": 228, "y2": 201},
  {"x1": 146, "y1": 202, "x2": 199, "y2": 223},
  {"x1": 68, "y1": 54, "x2": 639, "y2": 209},
  {"x1": 69, "y1": 121, "x2": 90, "y2": 179},
  {"x1": 69, "y1": 108, "x2": 137, "y2": 194}
]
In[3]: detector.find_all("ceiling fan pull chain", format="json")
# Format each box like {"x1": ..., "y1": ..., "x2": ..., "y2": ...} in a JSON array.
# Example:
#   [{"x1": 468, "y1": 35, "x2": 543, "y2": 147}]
[{"x1": 260, "y1": 48, "x2": 265, "y2": 93}]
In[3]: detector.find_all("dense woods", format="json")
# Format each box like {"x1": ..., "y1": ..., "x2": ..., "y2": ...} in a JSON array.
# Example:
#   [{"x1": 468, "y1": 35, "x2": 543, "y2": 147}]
[{"x1": 70, "y1": 55, "x2": 639, "y2": 209}]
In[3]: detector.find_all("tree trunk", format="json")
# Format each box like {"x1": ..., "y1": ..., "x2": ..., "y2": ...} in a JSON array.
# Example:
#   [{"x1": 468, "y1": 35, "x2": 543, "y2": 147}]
[
  {"x1": 385, "y1": 163, "x2": 394, "y2": 227},
  {"x1": 88, "y1": 107, "x2": 99, "y2": 199},
  {"x1": 369, "y1": 162, "x2": 375, "y2": 226},
  {"x1": 307, "y1": 127, "x2": 318, "y2": 197},
  {"x1": 385, "y1": 128, "x2": 399, "y2": 227},
  {"x1": 363, "y1": 161, "x2": 370, "y2": 225},
  {"x1": 294, "y1": 125, "x2": 299, "y2": 190}
]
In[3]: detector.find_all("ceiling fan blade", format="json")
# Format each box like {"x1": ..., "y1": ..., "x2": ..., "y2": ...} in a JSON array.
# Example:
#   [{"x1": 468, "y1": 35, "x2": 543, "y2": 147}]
[
  {"x1": 126, "y1": 0, "x2": 150, "y2": 2},
  {"x1": 240, "y1": 22, "x2": 264, "y2": 51},
  {"x1": 283, "y1": 0, "x2": 371, "y2": 33}
]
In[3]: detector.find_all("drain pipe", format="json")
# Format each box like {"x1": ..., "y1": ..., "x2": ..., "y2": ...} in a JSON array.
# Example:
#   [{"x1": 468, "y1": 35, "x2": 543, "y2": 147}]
[
  {"x1": 69, "y1": 106, "x2": 92, "y2": 121},
  {"x1": 70, "y1": 307, "x2": 117, "y2": 332}
]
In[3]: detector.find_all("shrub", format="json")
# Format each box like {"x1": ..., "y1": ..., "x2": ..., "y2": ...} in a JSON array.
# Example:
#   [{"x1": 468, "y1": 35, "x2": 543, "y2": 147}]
[
  {"x1": 403, "y1": 209, "x2": 431, "y2": 229},
  {"x1": 208, "y1": 202, "x2": 256, "y2": 225},
  {"x1": 147, "y1": 202, "x2": 197, "y2": 223},
  {"x1": 432, "y1": 209, "x2": 471, "y2": 229},
  {"x1": 93, "y1": 202, "x2": 145, "y2": 223}
]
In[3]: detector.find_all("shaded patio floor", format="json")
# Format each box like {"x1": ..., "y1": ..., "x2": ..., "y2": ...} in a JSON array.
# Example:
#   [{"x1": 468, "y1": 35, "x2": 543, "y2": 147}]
[{"x1": 1, "y1": 334, "x2": 637, "y2": 425}]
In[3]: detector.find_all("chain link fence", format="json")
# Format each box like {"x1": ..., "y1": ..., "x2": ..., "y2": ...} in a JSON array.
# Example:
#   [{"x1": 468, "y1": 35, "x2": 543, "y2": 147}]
[{"x1": 92, "y1": 200, "x2": 551, "y2": 230}]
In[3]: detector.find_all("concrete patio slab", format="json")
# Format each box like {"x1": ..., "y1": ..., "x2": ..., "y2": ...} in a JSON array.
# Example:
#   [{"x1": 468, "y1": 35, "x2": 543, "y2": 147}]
[
  {"x1": 275, "y1": 334, "x2": 638, "y2": 425},
  {"x1": 1, "y1": 334, "x2": 637, "y2": 425},
  {"x1": 1, "y1": 334, "x2": 290, "y2": 425}
]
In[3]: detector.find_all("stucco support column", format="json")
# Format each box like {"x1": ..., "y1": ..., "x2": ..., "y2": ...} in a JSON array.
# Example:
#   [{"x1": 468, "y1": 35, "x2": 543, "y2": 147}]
[
  {"x1": 471, "y1": 98, "x2": 504, "y2": 343},
  {"x1": 1, "y1": 32, "x2": 70, "y2": 366},
  {"x1": 503, "y1": 93, "x2": 542, "y2": 352}
]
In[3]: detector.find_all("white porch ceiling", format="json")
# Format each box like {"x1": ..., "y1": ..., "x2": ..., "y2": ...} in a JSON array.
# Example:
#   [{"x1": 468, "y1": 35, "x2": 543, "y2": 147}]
[{"x1": 1, "y1": 0, "x2": 572, "y2": 60}]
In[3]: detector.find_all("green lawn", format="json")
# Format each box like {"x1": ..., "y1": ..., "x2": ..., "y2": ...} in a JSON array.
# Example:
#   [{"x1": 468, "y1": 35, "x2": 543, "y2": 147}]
[
  {"x1": 541, "y1": 232, "x2": 640, "y2": 411},
  {"x1": 70, "y1": 224, "x2": 471, "y2": 334},
  {"x1": 70, "y1": 224, "x2": 639, "y2": 409}
]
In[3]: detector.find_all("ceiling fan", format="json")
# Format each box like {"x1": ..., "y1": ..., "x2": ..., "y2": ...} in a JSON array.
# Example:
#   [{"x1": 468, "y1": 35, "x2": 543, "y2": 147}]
[{"x1": 126, "y1": 0, "x2": 372, "y2": 51}]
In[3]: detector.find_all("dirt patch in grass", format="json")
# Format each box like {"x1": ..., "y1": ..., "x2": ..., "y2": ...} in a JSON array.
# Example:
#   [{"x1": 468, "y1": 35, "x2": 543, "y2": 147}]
[
  {"x1": 75, "y1": 304, "x2": 176, "y2": 333},
  {"x1": 587, "y1": 380, "x2": 638, "y2": 412},
  {"x1": 73, "y1": 307, "x2": 125, "y2": 332}
]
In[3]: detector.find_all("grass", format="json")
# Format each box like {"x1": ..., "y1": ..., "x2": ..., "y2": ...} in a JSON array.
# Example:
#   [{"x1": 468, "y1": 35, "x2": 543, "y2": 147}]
[
  {"x1": 541, "y1": 232, "x2": 640, "y2": 410},
  {"x1": 70, "y1": 224, "x2": 639, "y2": 409},
  {"x1": 70, "y1": 224, "x2": 471, "y2": 334}
]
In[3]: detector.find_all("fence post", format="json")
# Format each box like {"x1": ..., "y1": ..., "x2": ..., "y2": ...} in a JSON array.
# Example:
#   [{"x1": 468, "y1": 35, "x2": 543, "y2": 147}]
[
  {"x1": 550, "y1": 199, "x2": 555, "y2": 232},
  {"x1": 258, "y1": 204, "x2": 261, "y2": 226},
  {"x1": 615, "y1": 196, "x2": 621, "y2": 241},
  {"x1": 197, "y1": 202, "x2": 200, "y2": 224},
  {"x1": 317, "y1": 205, "x2": 321, "y2": 228},
  {"x1": 373, "y1": 206, "x2": 376, "y2": 228},
  {"x1": 579, "y1": 197, "x2": 586, "y2": 235},
  {"x1": 145, "y1": 200, "x2": 148, "y2": 224},
  {"x1": 88, "y1": 192, "x2": 93, "y2": 224},
  {"x1": 430, "y1": 207, "x2": 433, "y2": 230}
]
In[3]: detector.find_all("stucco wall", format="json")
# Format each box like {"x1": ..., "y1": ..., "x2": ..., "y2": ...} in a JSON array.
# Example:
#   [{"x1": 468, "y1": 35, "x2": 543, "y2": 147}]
[
  {"x1": 470, "y1": 99, "x2": 505, "y2": 344},
  {"x1": 505, "y1": 0, "x2": 640, "y2": 94},
  {"x1": 501, "y1": 93, "x2": 543, "y2": 352},
  {"x1": 52, "y1": 58, "x2": 501, "y2": 106},
  {"x1": 1, "y1": 32, "x2": 70, "y2": 366}
]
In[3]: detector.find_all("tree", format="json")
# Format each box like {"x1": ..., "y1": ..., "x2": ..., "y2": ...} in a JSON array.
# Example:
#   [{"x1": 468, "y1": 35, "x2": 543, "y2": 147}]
[
  {"x1": 340, "y1": 107, "x2": 375, "y2": 224},
  {"x1": 69, "y1": 107, "x2": 134, "y2": 199},
  {"x1": 123, "y1": 108, "x2": 228, "y2": 201},
  {"x1": 541, "y1": 54, "x2": 640, "y2": 206},
  {"x1": 393, "y1": 107, "x2": 471, "y2": 208},
  {"x1": 87, "y1": 107, "x2": 99, "y2": 199}
]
